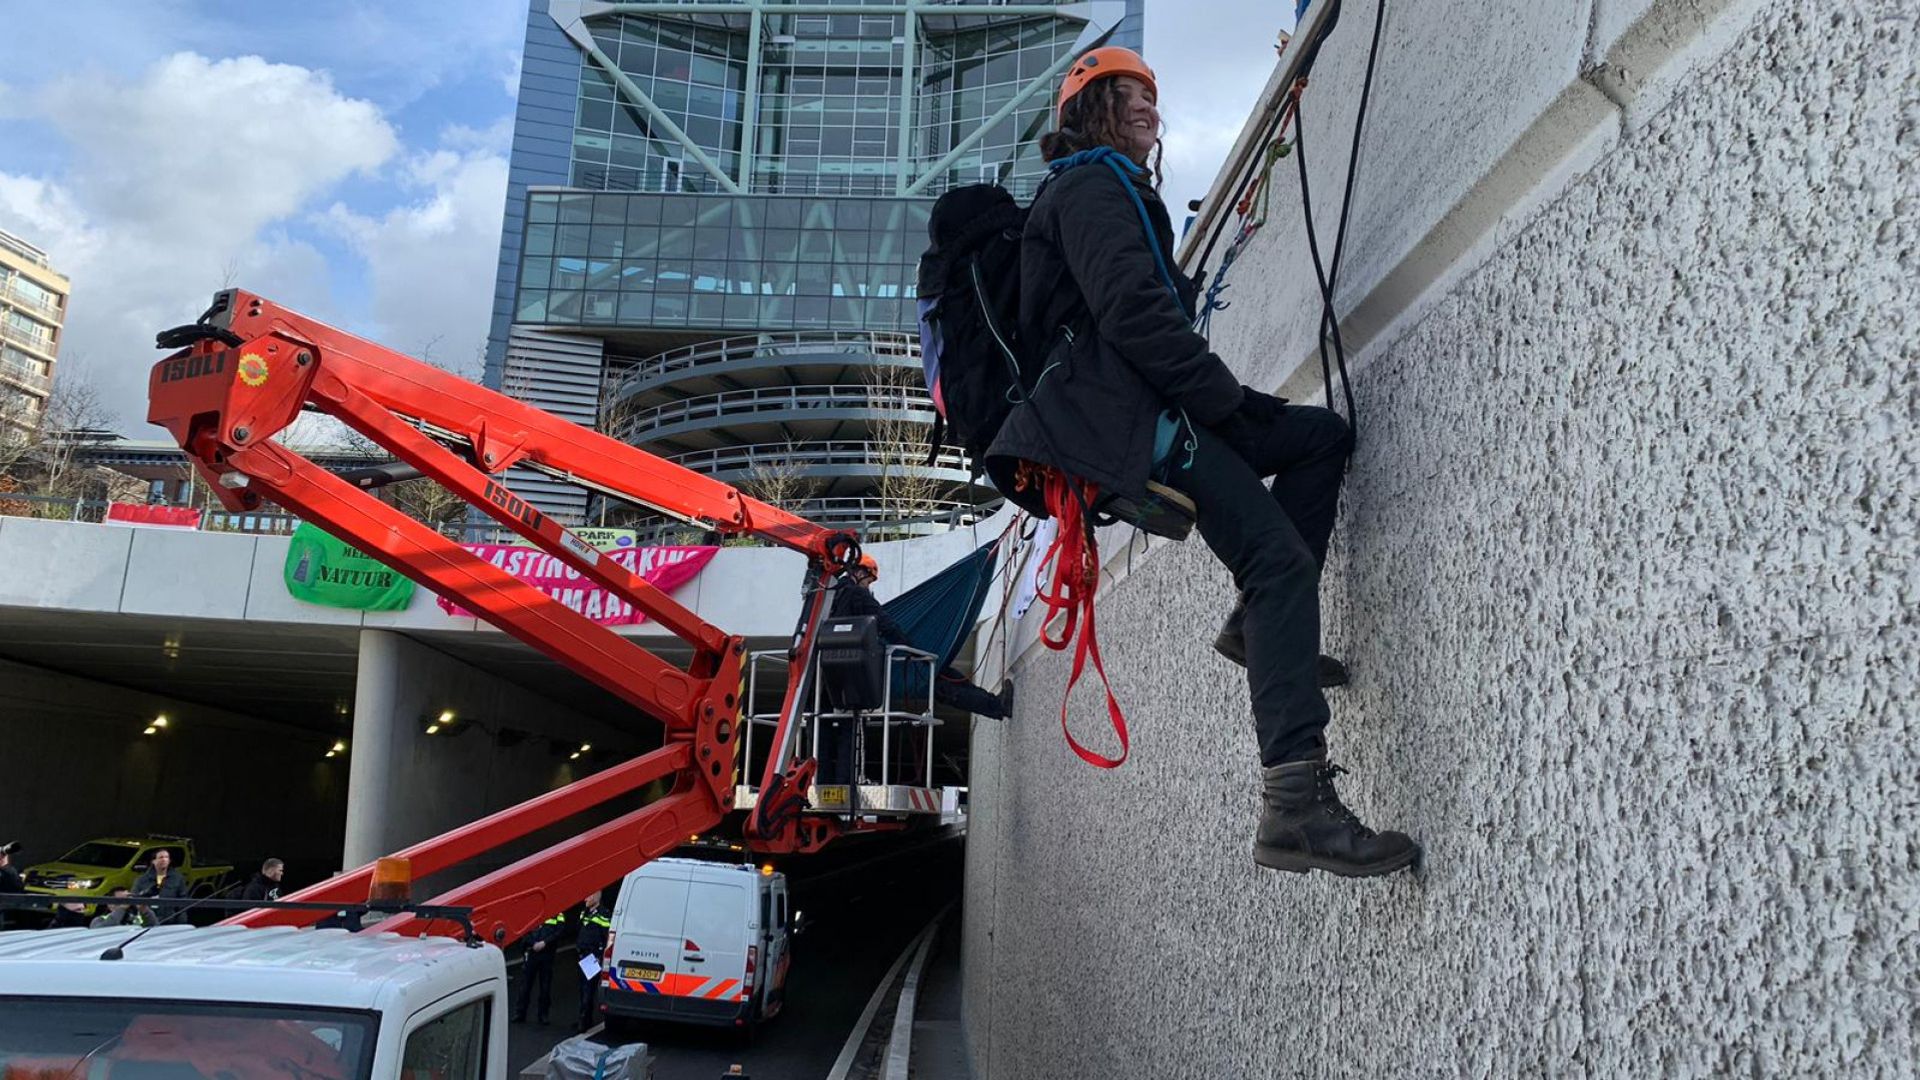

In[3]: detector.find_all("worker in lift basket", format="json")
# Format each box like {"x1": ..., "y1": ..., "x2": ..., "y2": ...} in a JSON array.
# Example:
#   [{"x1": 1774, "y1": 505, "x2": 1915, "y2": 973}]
[
  {"x1": 979, "y1": 46, "x2": 1418, "y2": 877},
  {"x1": 817, "y1": 555, "x2": 1012, "y2": 787},
  {"x1": 838, "y1": 556, "x2": 1013, "y2": 715}
]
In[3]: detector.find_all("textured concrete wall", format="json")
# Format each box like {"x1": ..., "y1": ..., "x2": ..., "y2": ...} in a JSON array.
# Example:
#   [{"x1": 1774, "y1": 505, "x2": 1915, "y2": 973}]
[{"x1": 965, "y1": 0, "x2": 1917, "y2": 1076}]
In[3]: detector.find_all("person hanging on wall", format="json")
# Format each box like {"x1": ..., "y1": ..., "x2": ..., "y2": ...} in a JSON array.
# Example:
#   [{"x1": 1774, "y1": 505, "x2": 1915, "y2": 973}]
[{"x1": 983, "y1": 47, "x2": 1418, "y2": 877}]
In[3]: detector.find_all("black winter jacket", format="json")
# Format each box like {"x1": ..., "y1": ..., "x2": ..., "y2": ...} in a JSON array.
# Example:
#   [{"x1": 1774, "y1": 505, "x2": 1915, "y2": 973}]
[
  {"x1": 829, "y1": 577, "x2": 910, "y2": 646},
  {"x1": 240, "y1": 873, "x2": 281, "y2": 903},
  {"x1": 985, "y1": 158, "x2": 1244, "y2": 515}
]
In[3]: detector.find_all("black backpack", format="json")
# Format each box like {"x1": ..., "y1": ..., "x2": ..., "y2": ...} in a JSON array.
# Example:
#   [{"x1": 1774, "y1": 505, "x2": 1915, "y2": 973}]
[{"x1": 914, "y1": 184, "x2": 1029, "y2": 468}]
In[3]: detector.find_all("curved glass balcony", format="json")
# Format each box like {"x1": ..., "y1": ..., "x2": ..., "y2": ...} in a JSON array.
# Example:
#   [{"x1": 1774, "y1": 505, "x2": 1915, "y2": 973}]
[{"x1": 609, "y1": 382, "x2": 936, "y2": 443}]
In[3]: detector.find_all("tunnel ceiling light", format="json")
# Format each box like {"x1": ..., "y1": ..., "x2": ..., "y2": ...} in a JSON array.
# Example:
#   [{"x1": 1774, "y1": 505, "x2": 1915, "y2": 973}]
[
  {"x1": 142, "y1": 725, "x2": 158, "y2": 736},
  {"x1": 325, "y1": 739, "x2": 348, "y2": 759},
  {"x1": 151, "y1": 715, "x2": 168, "y2": 728}
]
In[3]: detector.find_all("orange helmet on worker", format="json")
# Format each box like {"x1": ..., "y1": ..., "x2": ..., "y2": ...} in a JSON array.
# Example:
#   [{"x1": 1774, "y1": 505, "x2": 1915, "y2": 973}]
[
  {"x1": 1057, "y1": 46, "x2": 1157, "y2": 115},
  {"x1": 1051, "y1": 46, "x2": 1160, "y2": 166}
]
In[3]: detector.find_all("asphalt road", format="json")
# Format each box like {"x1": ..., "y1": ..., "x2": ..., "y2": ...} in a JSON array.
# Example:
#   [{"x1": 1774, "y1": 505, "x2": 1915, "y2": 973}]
[{"x1": 508, "y1": 832, "x2": 963, "y2": 1080}]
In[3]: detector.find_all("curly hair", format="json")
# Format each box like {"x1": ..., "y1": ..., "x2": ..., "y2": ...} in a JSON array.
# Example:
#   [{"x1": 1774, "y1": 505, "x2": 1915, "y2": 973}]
[{"x1": 1038, "y1": 78, "x2": 1164, "y2": 187}]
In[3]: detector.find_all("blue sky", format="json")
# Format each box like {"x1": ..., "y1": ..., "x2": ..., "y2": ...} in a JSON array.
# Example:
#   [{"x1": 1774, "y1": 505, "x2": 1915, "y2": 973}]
[
  {"x1": 0, "y1": 0, "x2": 1289, "y2": 433},
  {"x1": 0, "y1": 0, "x2": 529, "y2": 429}
]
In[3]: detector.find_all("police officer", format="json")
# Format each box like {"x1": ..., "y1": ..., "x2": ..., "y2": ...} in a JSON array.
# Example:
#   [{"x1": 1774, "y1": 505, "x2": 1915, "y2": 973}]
[
  {"x1": 576, "y1": 890, "x2": 612, "y2": 1032},
  {"x1": 513, "y1": 908, "x2": 568, "y2": 1024}
]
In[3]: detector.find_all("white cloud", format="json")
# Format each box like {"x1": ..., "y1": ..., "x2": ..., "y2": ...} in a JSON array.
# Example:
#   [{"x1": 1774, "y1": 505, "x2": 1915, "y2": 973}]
[
  {"x1": 1151, "y1": 1, "x2": 1295, "y2": 223},
  {"x1": 0, "y1": 53, "x2": 399, "y2": 430},
  {"x1": 503, "y1": 49, "x2": 525, "y2": 99},
  {"x1": 322, "y1": 145, "x2": 510, "y2": 375}
]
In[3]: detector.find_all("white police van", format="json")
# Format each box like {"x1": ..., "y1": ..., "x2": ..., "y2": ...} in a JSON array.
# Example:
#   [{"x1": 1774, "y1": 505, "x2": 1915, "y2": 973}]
[
  {"x1": 0, "y1": 923, "x2": 508, "y2": 1080},
  {"x1": 599, "y1": 858, "x2": 796, "y2": 1033}
]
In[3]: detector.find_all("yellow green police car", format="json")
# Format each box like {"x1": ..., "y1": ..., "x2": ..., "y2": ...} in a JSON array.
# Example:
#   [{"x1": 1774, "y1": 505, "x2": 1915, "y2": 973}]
[{"x1": 22, "y1": 835, "x2": 234, "y2": 903}]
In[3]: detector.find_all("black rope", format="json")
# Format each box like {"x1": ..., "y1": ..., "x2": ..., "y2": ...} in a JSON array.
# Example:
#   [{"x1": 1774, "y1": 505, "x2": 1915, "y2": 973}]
[
  {"x1": 1192, "y1": 0, "x2": 1348, "y2": 275},
  {"x1": 1291, "y1": 0, "x2": 1386, "y2": 442}
]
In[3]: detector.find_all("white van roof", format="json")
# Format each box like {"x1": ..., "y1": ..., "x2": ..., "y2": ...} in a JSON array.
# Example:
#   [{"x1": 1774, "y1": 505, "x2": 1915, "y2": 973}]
[
  {"x1": 0, "y1": 925, "x2": 496, "y2": 1011},
  {"x1": 629, "y1": 857, "x2": 780, "y2": 883}
]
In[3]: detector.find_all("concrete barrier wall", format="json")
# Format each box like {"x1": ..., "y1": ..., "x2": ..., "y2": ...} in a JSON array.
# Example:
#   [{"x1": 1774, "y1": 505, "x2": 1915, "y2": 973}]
[
  {"x1": 965, "y1": 0, "x2": 1916, "y2": 1075},
  {"x1": 0, "y1": 510, "x2": 1007, "y2": 641}
]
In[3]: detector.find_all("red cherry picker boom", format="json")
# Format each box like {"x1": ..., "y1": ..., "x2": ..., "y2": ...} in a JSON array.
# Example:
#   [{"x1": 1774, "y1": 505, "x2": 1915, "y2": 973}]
[{"x1": 147, "y1": 289, "x2": 883, "y2": 946}]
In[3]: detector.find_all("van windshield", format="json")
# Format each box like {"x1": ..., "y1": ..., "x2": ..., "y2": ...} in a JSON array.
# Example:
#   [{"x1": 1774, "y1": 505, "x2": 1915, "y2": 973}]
[{"x1": 0, "y1": 998, "x2": 377, "y2": 1080}]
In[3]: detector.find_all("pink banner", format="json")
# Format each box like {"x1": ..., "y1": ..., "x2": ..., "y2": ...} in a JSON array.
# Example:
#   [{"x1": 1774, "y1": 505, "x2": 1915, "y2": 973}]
[{"x1": 437, "y1": 544, "x2": 719, "y2": 626}]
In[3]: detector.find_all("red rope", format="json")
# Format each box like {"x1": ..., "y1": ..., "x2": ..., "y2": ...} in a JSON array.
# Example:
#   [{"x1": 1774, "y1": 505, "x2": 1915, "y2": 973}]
[{"x1": 1028, "y1": 467, "x2": 1130, "y2": 769}]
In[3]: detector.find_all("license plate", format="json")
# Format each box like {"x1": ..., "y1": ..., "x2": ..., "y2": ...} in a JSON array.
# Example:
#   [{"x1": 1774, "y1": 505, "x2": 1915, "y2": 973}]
[
  {"x1": 814, "y1": 784, "x2": 850, "y2": 809},
  {"x1": 621, "y1": 963, "x2": 664, "y2": 983}
]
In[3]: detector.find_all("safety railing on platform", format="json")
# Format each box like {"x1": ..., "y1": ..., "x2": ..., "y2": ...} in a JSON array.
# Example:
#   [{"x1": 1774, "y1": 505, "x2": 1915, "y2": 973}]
[{"x1": 739, "y1": 644, "x2": 944, "y2": 817}]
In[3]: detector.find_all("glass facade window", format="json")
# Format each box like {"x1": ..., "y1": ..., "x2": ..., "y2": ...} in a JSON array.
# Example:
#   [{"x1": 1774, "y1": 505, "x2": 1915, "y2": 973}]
[
  {"x1": 914, "y1": 20, "x2": 1082, "y2": 196},
  {"x1": 573, "y1": 18, "x2": 749, "y2": 193},
  {"x1": 565, "y1": 7, "x2": 1085, "y2": 200},
  {"x1": 518, "y1": 191, "x2": 926, "y2": 334}
]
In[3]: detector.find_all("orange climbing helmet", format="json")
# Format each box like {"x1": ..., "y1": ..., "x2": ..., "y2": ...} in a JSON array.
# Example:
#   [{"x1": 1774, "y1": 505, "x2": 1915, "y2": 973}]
[
  {"x1": 855, "y1": 554, "x2": 879, "y2": 580},
  {"x1": 1057, "y1": 46, "x2": 1157, "y2": 117}
]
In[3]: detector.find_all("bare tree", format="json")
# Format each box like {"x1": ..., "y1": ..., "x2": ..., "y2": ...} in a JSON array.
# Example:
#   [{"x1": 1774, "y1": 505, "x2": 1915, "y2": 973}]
[
  {"x1": 737, "y1": 439, "x2": 818, "y2": 516},
  {"x1": 0, "y1": 366, "x2": 132, "y2": 518},
  {"x1": 864, "y1": 363, "x2": 945, "y2": 531}
]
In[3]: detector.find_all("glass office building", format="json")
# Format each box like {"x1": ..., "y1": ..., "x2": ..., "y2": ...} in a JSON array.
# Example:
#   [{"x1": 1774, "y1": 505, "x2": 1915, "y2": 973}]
[{"x1": 488, "y1": 0, "x2": 1140, "y2": 527}]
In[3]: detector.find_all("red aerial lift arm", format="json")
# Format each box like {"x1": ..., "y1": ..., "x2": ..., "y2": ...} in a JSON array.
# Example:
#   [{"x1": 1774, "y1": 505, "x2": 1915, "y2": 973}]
[{"x1": 149, "y1": 291, "x2": 851, "y2": 943}]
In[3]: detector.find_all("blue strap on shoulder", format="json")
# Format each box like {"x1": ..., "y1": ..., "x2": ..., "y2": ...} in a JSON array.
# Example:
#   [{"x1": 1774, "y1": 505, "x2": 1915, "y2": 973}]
[
  {"x1": 1049, "y1": 148, "x2": 1199, "y2": 475},
  {"x1": 1048, "y1": 148, "x2": 1185, "y2": 313}
]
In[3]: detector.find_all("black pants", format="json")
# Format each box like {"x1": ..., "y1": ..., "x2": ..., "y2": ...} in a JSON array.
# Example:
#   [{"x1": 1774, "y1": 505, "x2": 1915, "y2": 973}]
[
  {"x1": 819, "y1": 716, "x2": 858, "y2": 785},
  {"x1": 515, "y1": 947, "x2": 554, "y2": 1021},
  {"x1": 578, "y1": 971, "x2": 598, "y2": 1030},
  {"x1": 933, "y1": 667, "x2": 1005, "y2": 718},
  {"x1": 1175, "y1": 405, "x2": 1352, "y2": 766}
]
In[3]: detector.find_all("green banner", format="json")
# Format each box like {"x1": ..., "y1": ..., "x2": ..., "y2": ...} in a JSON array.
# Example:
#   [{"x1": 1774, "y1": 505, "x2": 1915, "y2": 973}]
[{"x1": 284, "y1": 523, "x2": 417, "y2": 611}]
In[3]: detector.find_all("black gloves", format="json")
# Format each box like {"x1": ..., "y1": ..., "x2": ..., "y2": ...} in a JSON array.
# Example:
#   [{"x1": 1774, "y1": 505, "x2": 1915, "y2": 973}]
[
  {"x1": 1238, "y1": 385, "x2": 1289, "y2": 424},
  {"x1": 1214, "y1": 385, "x2": 1289, "y2": 462}
]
